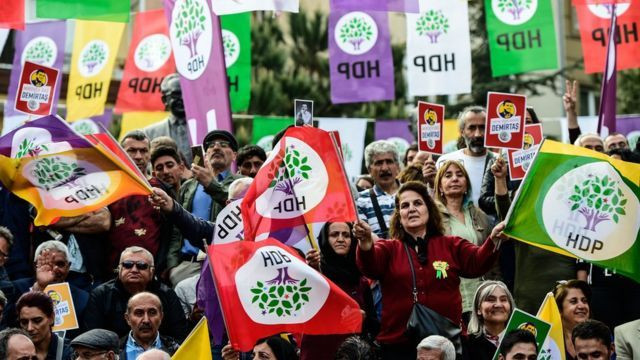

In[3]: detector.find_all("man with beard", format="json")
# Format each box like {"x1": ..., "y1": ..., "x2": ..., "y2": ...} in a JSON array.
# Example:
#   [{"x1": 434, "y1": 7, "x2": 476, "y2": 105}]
[
  {"x1": 436, "y1": 106, "x2": 495, "y2": 206},
  {"x1": 144, "y1": 74, "x2": 192, "y2": 164}
]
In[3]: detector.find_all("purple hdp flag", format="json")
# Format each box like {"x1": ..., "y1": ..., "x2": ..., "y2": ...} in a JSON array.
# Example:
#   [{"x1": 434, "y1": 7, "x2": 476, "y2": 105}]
[
  {"x1": 196, "y1": 257, "x2": 225, "y2": 344},
  {"x1": 597, "y1": 6, "x2": 617, "y2": 134},
  {"x1": 163, "y1": 0, "x2": 233, "y2": 145},
  {"x1": 329, "y1": 10, "x2": 395, "y2": 104},
  {"x1": 330, "y1": 0, "x2": 419, "y2": 13},
  {"x1": 5, "y1": 21, "x2": 67, "y2": 118}
]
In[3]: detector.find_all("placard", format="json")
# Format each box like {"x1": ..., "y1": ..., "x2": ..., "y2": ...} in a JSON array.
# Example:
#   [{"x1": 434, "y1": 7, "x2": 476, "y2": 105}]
[
  {"x1": 492, "y1": 308, "x2": 551, "y2": 360},
  {"x1": 507, "y1": 123, "x2": 543, "y2": 181},
  {"x1": 417, "y1": 101, "x2": 444, "y2": 154},
  {"x1": 485, "y1": 92, "x2": 526, "y2": 150},
  {"x1": 15, "y1": 61, "x2": 59, "y2": 116},
  {"x1": 44, "y1": 282, "x2": 79, "y2": 332},
  {"x1": 294, "y1": 99, "x2": 314, "y2": 126}
]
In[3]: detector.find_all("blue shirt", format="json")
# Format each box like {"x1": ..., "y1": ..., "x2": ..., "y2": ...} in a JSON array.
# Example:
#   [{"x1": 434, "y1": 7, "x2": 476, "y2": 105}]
[{"x1": 125, "y1": 332, "x2": 163, "y2": 360}]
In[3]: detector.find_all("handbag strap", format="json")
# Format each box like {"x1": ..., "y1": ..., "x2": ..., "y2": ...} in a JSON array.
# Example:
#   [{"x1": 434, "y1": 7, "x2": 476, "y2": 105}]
[
  {"x1": 369, "y1": 188, "x2": 389, "y2": 238},
  {"x1": 402, "y1": 242, "x2": 419, "y2": 304}
]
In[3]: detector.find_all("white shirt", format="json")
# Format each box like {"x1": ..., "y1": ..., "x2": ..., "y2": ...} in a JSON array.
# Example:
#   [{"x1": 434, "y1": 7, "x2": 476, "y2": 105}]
[{"x1": 435, "y1": 149, "x2": 488, "y2": 206}]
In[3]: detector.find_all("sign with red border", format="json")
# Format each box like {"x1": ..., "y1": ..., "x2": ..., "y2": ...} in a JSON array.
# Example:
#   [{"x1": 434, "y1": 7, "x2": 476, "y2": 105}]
[
  {"x1": 417, "y1": 101, "x2": 444, "y2": 154},
  {"x1": 15, "y1": 61, "x2": 59, "y2": 116},
  {"x1": 507, "y1": 123, "x2": 543, "y2": 180},
  {"x1": 485, "y1": 92, "x2": 526, "y2": 150}
]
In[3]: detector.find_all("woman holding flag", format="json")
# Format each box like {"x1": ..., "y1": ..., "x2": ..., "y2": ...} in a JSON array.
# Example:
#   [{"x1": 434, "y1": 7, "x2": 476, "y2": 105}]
[{"x1": 353, "y1": 181, "x2": 506, "y2": 359}]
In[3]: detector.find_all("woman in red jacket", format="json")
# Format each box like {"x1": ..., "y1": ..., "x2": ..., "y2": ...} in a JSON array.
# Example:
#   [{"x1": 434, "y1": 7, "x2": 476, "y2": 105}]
[{"x1": 353, "y1": 181, "x2": 506, "y2": 360}]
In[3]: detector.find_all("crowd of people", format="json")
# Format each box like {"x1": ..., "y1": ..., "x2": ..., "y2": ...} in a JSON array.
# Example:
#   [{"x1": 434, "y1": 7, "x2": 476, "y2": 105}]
[{"x1": 0, "y1": 76, "x2": 639, "y2": 360}]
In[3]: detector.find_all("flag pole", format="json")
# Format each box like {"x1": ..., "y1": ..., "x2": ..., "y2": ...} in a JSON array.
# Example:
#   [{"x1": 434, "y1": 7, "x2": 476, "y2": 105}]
[{"x1": 596, "y1": 4, "x2": 618, "y2": 135}]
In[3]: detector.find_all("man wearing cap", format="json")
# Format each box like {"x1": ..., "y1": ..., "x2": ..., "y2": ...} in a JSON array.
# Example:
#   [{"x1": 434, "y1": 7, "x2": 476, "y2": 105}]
[
  {"x1": 165, "y1": 130, "x2": 244, "y2": 286},
  {"x1": 70, "y1": 329, "x2": 120, "y2": 360}
]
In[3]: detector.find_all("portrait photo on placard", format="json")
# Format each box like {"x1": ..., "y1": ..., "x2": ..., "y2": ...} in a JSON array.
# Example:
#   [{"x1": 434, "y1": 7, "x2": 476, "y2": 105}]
[{"x1": 294, "y1": 99, "x2": 314, "y2": 126}]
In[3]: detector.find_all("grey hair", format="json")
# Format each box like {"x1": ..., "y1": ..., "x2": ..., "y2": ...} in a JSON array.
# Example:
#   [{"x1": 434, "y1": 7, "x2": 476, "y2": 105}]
[
  {"x1": 574, "y1": 132, "x2": 603, "y2": 147},
  {"x1": 136, "y1": 348, "x2": 171, "y2": 360},
  {"x1": 119, "y1": 246, "x2": 154, "y2": 267},
  {"x1": 468, "y1": 280, "x2": 515, "y2": 335},
  {"x1": 364, "y1": 140, "x2": 399, "y2": 168},
  {"x1": 457, "y1": 105, "x2": 486, "y2": 133},
  {"x1": 160, "y1": 73, "x2": 180, "y2": 93},
  {"x1": 416, "y1": 335, "x2": 456, "y2": 360},
  {"x1": 0, "y1": 226, "x2": 13, "y2": 248},
  {"x1": 34, "y1": 240, "x2": 69, "y2": 262},
  {"x1": 228, "y1": 177, "x2": 253, "y2": 201}
]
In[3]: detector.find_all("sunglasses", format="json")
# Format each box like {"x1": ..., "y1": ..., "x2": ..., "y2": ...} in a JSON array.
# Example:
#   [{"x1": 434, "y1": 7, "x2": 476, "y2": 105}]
[
  {"x1": 120, "y1": 261, "x2": 151, "y2": 270},
  {"x1": 17, "y1": 356, "x2": 38, "y2": 360}
]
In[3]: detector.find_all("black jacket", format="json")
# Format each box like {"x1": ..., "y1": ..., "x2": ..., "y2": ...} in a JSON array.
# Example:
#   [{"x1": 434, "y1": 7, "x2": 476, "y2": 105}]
[
  {"x1": 462, "y1": 333, "x2": 497, "y2": 360},
  {"x1": 83, "y1": 278, "x2": 189, "y2": 342}
]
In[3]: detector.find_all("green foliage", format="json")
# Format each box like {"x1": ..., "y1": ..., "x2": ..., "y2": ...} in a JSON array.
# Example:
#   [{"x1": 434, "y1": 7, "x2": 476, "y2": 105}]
[
  {"x1": 250, "y1": 278, "x2": 311, "y2": 317},
  {"x1": 137, "y1": 38, "x2": 169, "y2": 62},
  {"x1": 32, "y1": 157, "x2": 86, "y2": 190},
  {"x1": 338, "y1": 17, "x2": 373, "y2": 46},
  {"x1": 24, "y1": 40, "x2": 54, "y2": 64},
  {"x1": 222, "y1": 33, "x2": 237, "y2": 60},
  {"x1": 15, "y1": 138, "x2": 48, "y2": 159},
  {"x1": 81, "y1": 43, "x2": 106, "y2": 67},
  {"x1": 496, "y1": 0, "x2": 533, "y2": 13},
  {"x1": 174, "y1": 0, "x2": 206, "y2": 39},
  {"x1": 416, "y1": 10, "x2": 449, "y2": 37},
  {"x1": 569, "y1": 175, "x2": 627, "y2": 222}
]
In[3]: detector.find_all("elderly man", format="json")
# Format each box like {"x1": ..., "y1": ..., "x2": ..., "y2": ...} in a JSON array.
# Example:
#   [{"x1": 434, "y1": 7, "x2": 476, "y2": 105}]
[
  {"x1": 120, "y1": 292, "x2": 179, "y2": 360},
  {"x1": 137, "y1": 349, "x2": 171, "y2": 360},
  {"x1": 70, "y1": 329, "x2": 120, "y2": 360},
  {"x1": 574, "y1": 133, "x2": 605, "y2": 153},
  {"x1": 436, "y1": 106, "x2": 496, "y2": 206},
  {"x1": 497, "y1": 330, "x2": 538, "y2": 360},
  {"x1": 151, "y1": 146, "x2": 185, "y2": 197},
  {"x1": 0, "y1": 328, "x2": 37, "y2": 360},
  {"x1": 416, "y1": 335, "x2": 455, "y2": 360},
  {"x1": 236, "y1": 145, "x2": 266, "y2": 178},
  {"x1": 356, "y1": 140, "x2": 400, "y2": 239},
  {"x1": 83, "y1": 247, "x2": 188, "y2": 342},
  {"x1": 144, "y1": 74, "x2": 191, "y2": 164},
  {"x1": 572, "y1": 320, "x2": 614, "y2": 360},
  {"x1": 604, "y1": 132, "x2": 629, "y2": 151}
]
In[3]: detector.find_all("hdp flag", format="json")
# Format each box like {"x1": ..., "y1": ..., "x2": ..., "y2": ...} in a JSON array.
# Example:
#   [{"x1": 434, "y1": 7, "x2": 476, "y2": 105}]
[
  {"x1": 536, "y1": 293, "x2": 566, "y2": 360},
  {"x1": 504, "y1": 140, "x2": 640, "y2": 282},
  {"x1": 171, "y1": 317, "x2": 212, "y2": 360},
  {"x1": 0, "y1": 0, "x2": 24, "y2": 30},
  {"x1": 0, "y1": 115, "x2": 152, "y2": 226},
  {"x1": 209, "y1": 239, "x2": 362, "y2": 352},
  {"x1": 485, "y1": 0, "x2": 559, "y2": 76},
  {"x1": 36, "y1": 0, "x2": 130, "y2": 23},
  {"x1": 597, "y1": 5, "x2": 618, "y2": 134},
  {"x1": 251, "y1": 117, "x2": 293, "y2": 152},
  {"x1": 211, "y1": 0, "x2": 298, "y2": 15},
  {"x1": 573, "y1": 0, "x2": 640, "y2": 74},
  {"x1": 241, "y1": 127, "x2": 357, "y2": 242},
  {"x1": 221, "y1": 13, "x2": 251, "y2": 112},
  {"x1": 330, "y1": 0, "x2": 419, "y2": 13},
  {"x1": 115, "y1": 10, "x2": 176, "y2": 114},
  {"x1": 66, "y1": 20, "x2": 125, "y2": 121}
]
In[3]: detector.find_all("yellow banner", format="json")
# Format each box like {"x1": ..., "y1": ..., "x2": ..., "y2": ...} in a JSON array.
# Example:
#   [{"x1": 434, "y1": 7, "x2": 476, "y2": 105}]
[
  {"x1": 119, "y1": 111, "x2": 168, "y2": 140},
  {"x1": 66, "y1": 20, "x2": 125, "y2": 121}
]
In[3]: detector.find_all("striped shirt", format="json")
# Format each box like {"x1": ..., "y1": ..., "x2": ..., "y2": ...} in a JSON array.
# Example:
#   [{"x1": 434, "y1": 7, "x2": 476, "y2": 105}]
[{"x1": 356, "y1": 184, "x2": 396, "y2": 238}]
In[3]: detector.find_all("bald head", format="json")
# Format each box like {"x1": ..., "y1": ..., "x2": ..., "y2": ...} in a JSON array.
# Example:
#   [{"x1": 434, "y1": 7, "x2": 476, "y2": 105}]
[
  {"x1": 136, "y1": 348, "x2": 171, "y2": 360},
  {"x1": 127, "y1": 292, "x2": 162, "y2": 313}
]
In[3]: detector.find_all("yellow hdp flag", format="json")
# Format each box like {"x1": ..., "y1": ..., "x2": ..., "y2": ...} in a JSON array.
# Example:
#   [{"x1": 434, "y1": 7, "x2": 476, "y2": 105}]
[
  {"x1": 172, "y1": 317, "x2": 212, "y2": 360},
  {"x1": 66, "y1": 20, "x2": 125, "y2": 121},
  {"x1": 119, "y1": 112, "x2": 168, "y2": 141},
  {"x1": 536, "y1": 292, "x2": 566, "y2": 360}
]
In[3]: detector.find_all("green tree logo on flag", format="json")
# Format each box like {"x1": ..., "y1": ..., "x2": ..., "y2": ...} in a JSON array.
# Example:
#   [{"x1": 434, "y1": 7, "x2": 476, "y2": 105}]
[
  {"x1": 134, "y1": 34, "x2": 172, "y2": 73},
  {"x1": 15, "y1": 137, "x2": 49, "y2": 159},
  {"x1": 169, "y1": 0, "x2": 212, "y2": 80},
  {"x1": 334, "y1": 11, "x2": 379, "y2": 56},
  {"x1": 491, "y1": 0, "x2": 538, "y2": 25},
  {"x1": 222, "y1": 29, "x2": 240, "y2": 68},
  {"x1": 416, "y1": 10, "x2": 450, "y2": 44},
  {"x1": 31, "y1": 156, "x2": 87, "y2": 191},
  {"x1": 342, "y1": 143, "x2": 353, "y2": 162},
  {"x1": 569, "y1": 174, "x2": 628, "y2": 231},
  {"x1": 22, "y1": 36, "x2": 57, "y2": 67},
  {"x1": 269, "y1": 145, "x2": 312, "y2": 195},
  {"x1": 78, "y1": 40, "x2": 109, "y2": 77},
  {"x1": 250, "y1": 272, "x2": 312, "y2": 317},
  {"x1": 71, "y1": 120, "x2": 99, "y2": 136}
]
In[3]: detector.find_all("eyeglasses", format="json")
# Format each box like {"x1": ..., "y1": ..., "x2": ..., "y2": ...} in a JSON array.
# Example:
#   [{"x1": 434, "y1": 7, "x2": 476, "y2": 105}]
[
  {"x1": 72, "y1": 350, "x2": 108, "y2": 359},
  {"x1": 120, "y1": 261, "x2": 151, "y2": 270},
  {"x1": 206, "y1": 140, "x2": 230, "y2": 149}
]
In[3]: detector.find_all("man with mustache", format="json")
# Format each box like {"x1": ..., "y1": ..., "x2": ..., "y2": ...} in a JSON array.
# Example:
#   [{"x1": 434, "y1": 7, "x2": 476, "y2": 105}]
[
  {"x1": 435, "y1": 106, "x2": 495, "y2": 206},
  {"x1": 120, "y1": 292, "x2": 179, "y2": 360},
  {"x1": 151, "y1": 146, "x2": 186, "y2": 197}
]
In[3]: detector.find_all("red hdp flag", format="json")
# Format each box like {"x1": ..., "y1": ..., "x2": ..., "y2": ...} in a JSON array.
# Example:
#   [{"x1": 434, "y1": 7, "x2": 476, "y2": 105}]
[
  {"x1": 572, "y1": 0, "x2": 640, "y2": 73},
  {"x1": 114, "y1": 9, "x2": 175, "y2": 113},
  {"x1": 83, "y1": 123, "x2": 147, "y2": 180},
  {"x1": 240, "y1": 127, "x2": 357, "y2": 242},
  {"x1": 208, "y1": 239, "x2": 362, "y2": 352},
  {"x1": 0, "y1": 0, "x2": 25, "y2": 30}
]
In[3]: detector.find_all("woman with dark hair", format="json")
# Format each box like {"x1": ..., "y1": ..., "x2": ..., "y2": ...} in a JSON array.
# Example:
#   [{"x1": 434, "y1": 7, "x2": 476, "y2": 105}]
[
  {"x1": 16, "y1": 291, "x2": 71, "y2": 360},
  {"x1": 554, "y1": 280, "x2": 591, "y2": 360},
  {"x1": 221, "y1": 335, "x2": 298, "y2": 360},
  {"x1": 353, "y1": 181, "x2": 506, "y2": 360},
  {"x1": 302, "y1": 223, "x2": 378, "y2": 360}
]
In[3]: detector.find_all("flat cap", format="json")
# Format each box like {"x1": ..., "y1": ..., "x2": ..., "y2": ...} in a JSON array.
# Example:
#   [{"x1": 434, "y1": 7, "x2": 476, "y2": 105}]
[
  {"x1": 203, "y1": 130, "x2": 238, "y2": 152},
  {"x1": 70, "y1": 329, "x2": 120, "y2": 352}
]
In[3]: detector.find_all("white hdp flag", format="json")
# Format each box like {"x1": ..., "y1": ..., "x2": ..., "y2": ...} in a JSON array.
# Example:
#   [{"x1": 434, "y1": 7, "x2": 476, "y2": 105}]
[
  {"x1": 210, "y1": 0, "x2": 299, "y2": 15},
  {"x1": 406, "y1": 0, "x2": 471, "y2": 96},
  {"x1": 317, "y1": 118, "x2": 367, "y2": 184}
]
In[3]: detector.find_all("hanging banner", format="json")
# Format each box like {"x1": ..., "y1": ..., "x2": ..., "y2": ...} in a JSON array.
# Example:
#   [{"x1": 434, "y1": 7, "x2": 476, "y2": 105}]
[
  {"x1": 329, "y1": 11, "x2": 395, "y2": 104},
  {"x1": 330, "y1": 0, "x2": 419, "y2": 13},
  {"x1": 15, "y1": 61, "x2": 59, "y2": 116},
  {"x1": 66, "y1": 20, "x2": 125, "y2": 121},
  {"x1": 374, "y1": 119, "x2": 415, "y2": 161},
  {"x1": 115, "y1": 10, "x2": 175, "y2": 114},
  {"x1": 417, "y1": 101, "x2": 444, "y2": 154},
  {"x1": 164, "y1": 0, "x2": 232, "y2": 145},
  {"x1": 317, "y1": 118, "x2": 367, "y2": 183},
  {"x1": 5, "y1": 21, "x2": 67, "y2": 121},
  {"x1": 406, "y1": 0, "x2": 471, "y2": 96},
  {"x1": 485, "y1": 0, "x2": 559, "y2": 76},
  {"x1": 119, "y1": 112, "x2": 169, "y2": 141},
  {"x1": 211, "y1": 0, "x2": 298, "y2": 15},
  {"x1": 0, "y1": 0, "x2": 25, "y2": 30},
  {"x1": 36, "y1": 0, "x2": 130, "y2": 23},
  {"x1": 507, "y1": 123, "x2": 543, "y2": 181},
  {"x1": 252, "y1": 116, "x2": 293, "y2": 152},
  {"x1": 221, "y1": 13, "x2": 251, "y2": 113},
  {"x1": 485, "y1": 92, "x2": 527, "y2": 150},
  {"x1": 573, "y1": 1, "x2": 640, "y2": 73}
]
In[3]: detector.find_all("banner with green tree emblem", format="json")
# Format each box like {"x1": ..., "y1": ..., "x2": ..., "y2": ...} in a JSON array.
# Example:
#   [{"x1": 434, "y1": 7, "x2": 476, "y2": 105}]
[
  {"x1": 221, "y1": 13, "x2": 251, "y2": 112},
  {"x1": 485, "y1": 0, "x2": 559, "y2": 76}
]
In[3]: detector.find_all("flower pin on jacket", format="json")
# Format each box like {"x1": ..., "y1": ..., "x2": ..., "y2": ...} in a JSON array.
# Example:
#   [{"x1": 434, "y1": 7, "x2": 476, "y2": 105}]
[{"x1": 433, "y1": 261, "x2": 449, "y2": 279}]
